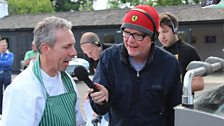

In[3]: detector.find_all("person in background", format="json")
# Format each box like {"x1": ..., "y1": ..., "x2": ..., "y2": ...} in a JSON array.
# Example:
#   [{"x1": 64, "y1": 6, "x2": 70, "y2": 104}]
[
  {"x1": 24, "y1": 41, "x2": 38, "y2": 66},
  {"x1": 80, "y1": 32, "x2": 103, "y2": 61},
  {"x1": 2, "y1": 16, "x2": 85, "y2": 126},
  {"x1": 0, "y1": 38, "x2": 14, "y2": 114},
  {"x1": 80, "y1": 32, "x2": 109, "y2": 126},
  {"x1": 80, "y1": 32, "x2": 110, "y2": 74},
  {"x1": 158, "y1": 12, "x2": 204, "y2": 92},
  {"x1": 88, "y1": 5, "x2": 182, "y2": 126}
]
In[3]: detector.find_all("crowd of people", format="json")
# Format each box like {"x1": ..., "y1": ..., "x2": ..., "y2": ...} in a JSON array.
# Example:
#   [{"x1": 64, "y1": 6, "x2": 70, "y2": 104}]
[{"x1": 0, "y1": 4, "x2": 204, "y2": 126}]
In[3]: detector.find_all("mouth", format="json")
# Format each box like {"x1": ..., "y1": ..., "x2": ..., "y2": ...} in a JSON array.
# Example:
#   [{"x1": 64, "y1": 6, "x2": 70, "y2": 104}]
[
  {"x1": 128, "y1": 44, "x2": 138, "y2": 49},
  {"x1": 64, "y1": 60, "x2": 71, "y2": 67},
  {"x1": 161, "y1": 40, "x2": 168, "y2": 44}
]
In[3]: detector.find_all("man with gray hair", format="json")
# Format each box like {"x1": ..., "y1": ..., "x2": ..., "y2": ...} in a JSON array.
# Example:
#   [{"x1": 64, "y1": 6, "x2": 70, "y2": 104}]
[{"x1": 2, "y1": 16, "x2": 85, "y2": 126}]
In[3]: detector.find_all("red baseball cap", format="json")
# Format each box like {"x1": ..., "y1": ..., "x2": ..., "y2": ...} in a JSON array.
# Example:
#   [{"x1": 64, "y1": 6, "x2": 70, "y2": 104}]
[{"x1": 121, "y1": 5, "x2": 160, "y2": 38}]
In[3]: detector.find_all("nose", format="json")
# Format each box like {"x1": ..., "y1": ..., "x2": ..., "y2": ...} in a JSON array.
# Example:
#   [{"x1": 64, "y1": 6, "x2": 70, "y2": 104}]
[
  {"x1": 88, "y1": 52, "x2": 94, "y2": 59},
  {"x1": 159, "y1": 33, "x2": 164, "y2": 39},
  {"x1": 127, "y1": 35, "x2": 136, "y2": 43}
]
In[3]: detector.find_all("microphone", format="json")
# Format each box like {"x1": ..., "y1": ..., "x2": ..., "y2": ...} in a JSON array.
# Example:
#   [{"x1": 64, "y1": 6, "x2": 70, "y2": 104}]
[
  {"x1": 74, "y1": 65, "x2": 99, "y2": 92},
  {"x1": 74, "y1": 65, "x2": 108, "y2": 106}
]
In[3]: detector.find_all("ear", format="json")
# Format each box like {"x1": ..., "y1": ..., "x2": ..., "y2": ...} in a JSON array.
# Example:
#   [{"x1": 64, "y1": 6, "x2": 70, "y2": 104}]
[{"x1": 40, "y1": 43, "x2": 49, "y2": 53}]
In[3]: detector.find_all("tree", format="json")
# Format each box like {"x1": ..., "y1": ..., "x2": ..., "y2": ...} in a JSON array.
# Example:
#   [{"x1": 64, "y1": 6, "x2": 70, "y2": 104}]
[
  {"x1": 157, "y1": 0, "x2": 183, "y2": 5},
  {"x1": 108, "y1": 0, "x2": 200, "y2": 8},
  {"x1": 108, "y1": 0, "x2": 153, "y2": 8},
  {"x1": 8, "y1": 0, "x2": 54, "y2": 15},
  {"x1": 7, "y1": 0, "x2": 94, "y2": 15},
  {"x1": 51, "y1": 0, "x2": 94, "y2": 12},
  {"x1": 79, "y1": 0, "x2": 94, "y2": 11}
]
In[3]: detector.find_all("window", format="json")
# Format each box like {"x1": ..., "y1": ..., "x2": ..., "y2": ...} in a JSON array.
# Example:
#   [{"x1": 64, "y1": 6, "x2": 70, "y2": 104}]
[{"x1": 205, "y1": 35, "x2": 216, "y2": 43}]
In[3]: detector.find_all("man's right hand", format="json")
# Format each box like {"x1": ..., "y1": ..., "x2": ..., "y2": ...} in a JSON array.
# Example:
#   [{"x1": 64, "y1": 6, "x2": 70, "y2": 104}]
[{"x1": 88, "y1": 83, "x2": 109, "y2": 105}]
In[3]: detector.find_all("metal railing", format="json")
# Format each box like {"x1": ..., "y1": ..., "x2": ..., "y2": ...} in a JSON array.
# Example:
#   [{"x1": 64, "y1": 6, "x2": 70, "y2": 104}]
[{"x1": 182, "y1": 56, "x2": 224, "y2": 108}]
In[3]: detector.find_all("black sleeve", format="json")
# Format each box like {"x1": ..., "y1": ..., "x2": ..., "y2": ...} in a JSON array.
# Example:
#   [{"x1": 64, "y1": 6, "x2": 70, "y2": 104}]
[
  {"x1": 90, "y1": 51, "x2": 112, "y2": 115},
  {"x1": 189, "y1": 47, "x2": 201, "y2": 61}
]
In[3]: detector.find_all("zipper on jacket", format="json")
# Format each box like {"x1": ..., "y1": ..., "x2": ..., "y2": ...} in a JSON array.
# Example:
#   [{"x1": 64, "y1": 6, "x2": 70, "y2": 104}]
[
  {"x1": 137, "y1": 71, "x2": 140, "y2": 81},
  {"x1": 136, "y1": 71, "x2": 140, "y2": 97},
  {"x1": 135, "y1": 70, "x2": 141, "y2": 119}
]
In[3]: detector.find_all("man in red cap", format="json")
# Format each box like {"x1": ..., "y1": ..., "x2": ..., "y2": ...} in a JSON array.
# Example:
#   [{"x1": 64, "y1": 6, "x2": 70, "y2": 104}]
[{"x1": 88, "y1": 5, "x2": 181, "y2": 126}]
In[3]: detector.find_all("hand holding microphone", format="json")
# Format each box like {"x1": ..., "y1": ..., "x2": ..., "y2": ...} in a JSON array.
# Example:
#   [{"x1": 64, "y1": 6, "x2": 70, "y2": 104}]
[
  {"x1": 88, "y1": 84, "x2": 109, "y2": 104},
  {"x1": 74, "y1": 66, "x2": 108, "y2": 104}
]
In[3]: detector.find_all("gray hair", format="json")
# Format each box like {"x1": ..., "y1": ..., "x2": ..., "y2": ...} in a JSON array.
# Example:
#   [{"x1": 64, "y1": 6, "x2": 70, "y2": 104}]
[{"x1": 33, "y1": 16, "x2": 72, "y2": 53}]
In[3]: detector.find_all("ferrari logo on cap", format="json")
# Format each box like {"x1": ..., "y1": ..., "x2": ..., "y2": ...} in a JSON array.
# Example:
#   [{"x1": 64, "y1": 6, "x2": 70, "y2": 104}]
[{"x1": 131, "y1": 15, "x2": 138, "y2": 22}]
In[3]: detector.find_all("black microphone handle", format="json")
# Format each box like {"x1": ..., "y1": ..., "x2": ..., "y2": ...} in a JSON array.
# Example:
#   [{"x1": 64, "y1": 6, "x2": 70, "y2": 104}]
[
  {"x1": 84, "y1": 77, "x2": 108, "y2": 105},
  {"x1": 84, "y1": 77, "x2": 99, "y2": 92}
]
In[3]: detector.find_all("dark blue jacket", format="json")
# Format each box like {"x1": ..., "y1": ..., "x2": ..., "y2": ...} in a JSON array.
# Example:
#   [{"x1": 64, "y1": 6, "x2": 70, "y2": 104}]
[{"x1": 91, "y1": 43, "x2": 181, "y2": 126}]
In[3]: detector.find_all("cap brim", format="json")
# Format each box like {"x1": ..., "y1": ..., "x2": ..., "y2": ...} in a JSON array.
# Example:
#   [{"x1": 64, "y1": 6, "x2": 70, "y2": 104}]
[{"x1": 121, "y1": 23, "x2": 154, "y2": 37}]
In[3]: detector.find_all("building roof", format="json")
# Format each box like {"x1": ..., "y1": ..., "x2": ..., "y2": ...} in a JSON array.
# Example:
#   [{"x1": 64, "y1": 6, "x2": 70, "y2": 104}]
[{"x1": 0, "y1": 4, "x2": 223, "y2": 30}]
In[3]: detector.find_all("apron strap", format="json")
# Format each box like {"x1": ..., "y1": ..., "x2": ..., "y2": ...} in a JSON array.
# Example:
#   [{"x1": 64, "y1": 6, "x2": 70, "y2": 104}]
[
  {"x1": 61, "y1": 72, "x2": 75, "y2": 92},
  {"x1": 32, "y1": 56, "x2": 49, "y2": 96}
]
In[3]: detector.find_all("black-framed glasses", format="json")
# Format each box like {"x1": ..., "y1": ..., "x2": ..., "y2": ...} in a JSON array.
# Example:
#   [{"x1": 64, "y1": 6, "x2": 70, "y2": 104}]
[{"x1": 122, "y1": 30, "x2": 146, "y2": 41}]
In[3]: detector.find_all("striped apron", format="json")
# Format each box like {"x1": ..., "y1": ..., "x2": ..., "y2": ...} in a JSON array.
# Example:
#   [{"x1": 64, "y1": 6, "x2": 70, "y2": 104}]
[{"x1": 33, "y1": 56, "x2": 77, "y2": 126}]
